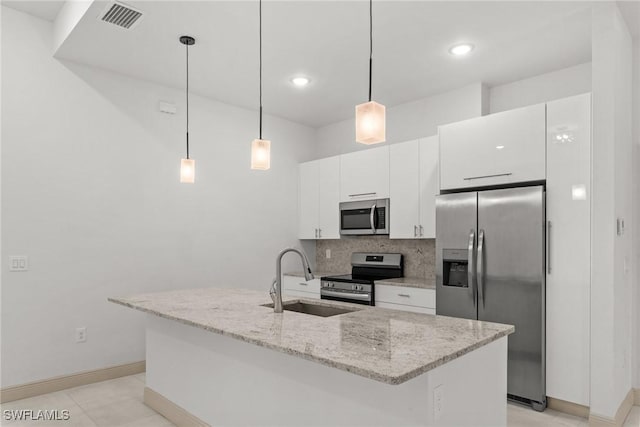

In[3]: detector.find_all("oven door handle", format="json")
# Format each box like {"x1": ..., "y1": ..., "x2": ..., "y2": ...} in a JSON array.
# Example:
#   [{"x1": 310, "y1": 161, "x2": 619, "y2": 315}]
[
  {"x1": 321, "y1": 290, "x2": 371, "y2": 301},
  {"x1": 370, "y1": 203, "x2": 377, "y2": 234}
]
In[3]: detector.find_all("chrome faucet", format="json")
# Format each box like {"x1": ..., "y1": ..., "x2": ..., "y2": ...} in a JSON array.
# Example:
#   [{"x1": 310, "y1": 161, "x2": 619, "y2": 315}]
[{"x1": 270, "y1": 248, "x2": 314, "y2": 313}]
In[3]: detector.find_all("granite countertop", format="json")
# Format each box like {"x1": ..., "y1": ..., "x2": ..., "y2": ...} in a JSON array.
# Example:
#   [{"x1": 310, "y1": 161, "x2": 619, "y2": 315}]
[
  {"x1": 109, "y1": 288, "x2": 513, "y2": 385},
  {"x1": 374, "y1": 277, "x2": 435, "y2": 290}
]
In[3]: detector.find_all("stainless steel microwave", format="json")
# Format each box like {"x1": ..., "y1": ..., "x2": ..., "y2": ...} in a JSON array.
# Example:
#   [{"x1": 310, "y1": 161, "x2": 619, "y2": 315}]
[{"x1": 339, "y1": 199, "x2": 389, "y2": 235}]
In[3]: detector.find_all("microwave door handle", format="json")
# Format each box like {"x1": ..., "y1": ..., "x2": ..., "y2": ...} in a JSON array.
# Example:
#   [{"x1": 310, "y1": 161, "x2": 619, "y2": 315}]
[{"x1": 370, "y1": 203, "x2": 377, "y2": 234}]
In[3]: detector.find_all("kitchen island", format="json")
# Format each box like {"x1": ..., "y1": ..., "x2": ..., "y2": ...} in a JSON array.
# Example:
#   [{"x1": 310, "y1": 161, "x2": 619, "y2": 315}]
[{"x1": 109, "y1": 288, "x2": 513, "y2": 426}]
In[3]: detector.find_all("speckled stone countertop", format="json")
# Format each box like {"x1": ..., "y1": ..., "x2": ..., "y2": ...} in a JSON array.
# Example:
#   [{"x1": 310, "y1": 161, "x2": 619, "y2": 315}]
[
  {"x1": 374, "y1": 277, "x2": 435, "y2": 289},
  {"x1": 109, "y1": 288, "x2": 513, "y2": 385}
]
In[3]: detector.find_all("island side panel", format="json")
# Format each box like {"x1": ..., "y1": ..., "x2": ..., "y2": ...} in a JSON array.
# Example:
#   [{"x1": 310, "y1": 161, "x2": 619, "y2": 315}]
[{"x1": 144, "y1": 315, "x2": 507, "y2": 427}]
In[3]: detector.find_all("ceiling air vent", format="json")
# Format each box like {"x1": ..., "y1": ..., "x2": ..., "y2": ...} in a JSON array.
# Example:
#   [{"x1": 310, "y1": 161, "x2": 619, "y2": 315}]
[{"x1": 100, "y1": 2, "x2": 143, "y2": 30}]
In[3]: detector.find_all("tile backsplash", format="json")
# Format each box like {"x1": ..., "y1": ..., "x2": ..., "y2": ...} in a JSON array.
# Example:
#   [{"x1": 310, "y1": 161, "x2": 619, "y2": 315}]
[{"x1": 316, "y1": 236, "x2": 435, "y2": 281}]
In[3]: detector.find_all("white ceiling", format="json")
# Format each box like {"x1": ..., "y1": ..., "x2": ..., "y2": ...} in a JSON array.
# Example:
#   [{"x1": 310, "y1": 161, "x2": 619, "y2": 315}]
[
  {"x1": 2, "y1": 0, "x2": 64, "y2": 21},
  {"x1": 53, "y1": 1, "x2": 595, "y2": 128}
]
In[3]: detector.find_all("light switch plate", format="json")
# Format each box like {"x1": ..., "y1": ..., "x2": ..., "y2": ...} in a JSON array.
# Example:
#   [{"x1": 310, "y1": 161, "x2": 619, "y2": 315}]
[{"x1": 9, "y1": 256, "x2": 29, "y2": 272}]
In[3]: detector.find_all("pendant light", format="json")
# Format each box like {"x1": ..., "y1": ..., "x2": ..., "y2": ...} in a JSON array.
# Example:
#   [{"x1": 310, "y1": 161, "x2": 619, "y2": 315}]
[
  {"x1": 355, "y1": 0, "x2": 385, "y2": 145},
  {"x1": 180, "y1": 35, "x2": 196, "y2": 183},
  {"x1": 251, "y1": 0, "x2": 271, "y2": 170}
]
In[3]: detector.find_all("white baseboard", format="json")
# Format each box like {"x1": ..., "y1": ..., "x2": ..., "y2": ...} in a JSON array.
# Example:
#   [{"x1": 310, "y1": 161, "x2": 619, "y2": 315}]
[
  {"x1": 0, "y1": 361, "x2": 145, "y2": 403},
  {"x1": 547, "y1": 396, "x2": 589, "y2": 418},
  {"x1": 588, "y1": 388, "x2": 635, "y2": 427},
  {"x1": 144, "y1": 387, "x2": 209, "y2": 427}
]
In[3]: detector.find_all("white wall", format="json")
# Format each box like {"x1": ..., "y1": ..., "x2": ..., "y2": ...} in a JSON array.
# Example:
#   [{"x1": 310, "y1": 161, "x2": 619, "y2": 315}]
[
  {"x1": 0, "y1": 6, "x2": 316, "y2": 388},
  {"x1": 633, "y1": 38, "x2": 640, "y2": 390},
  {"x1": 489, "y1": 62, "x2": 592, "y2": 114},
  {"x1": 590, "y1": 3, "x2": 634, "y2": 418},
  {"x1": 313, "y1": 83, "x2": 486, "y2": 158}
]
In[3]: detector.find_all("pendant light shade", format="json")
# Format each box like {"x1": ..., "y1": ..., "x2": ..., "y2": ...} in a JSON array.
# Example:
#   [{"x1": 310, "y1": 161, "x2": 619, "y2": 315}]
[
  {"x1": 179, "y1": 35, "x2": 195, "y2": 183},
  {"x1": 251, "y1": 139, "x2": 271, "y2": 170},
  {"x1": 355, "y1": 101, "x2": 386, "y2": 144},
  {"x1": 355, "y1": 0, "x2": 385, "y2": 145},
  {"x1": 251, "y1": 0, "x2": 271, "y2": 170},
  {"x1": 180, "y1": 158, "x2": 195, "y2": 183}
]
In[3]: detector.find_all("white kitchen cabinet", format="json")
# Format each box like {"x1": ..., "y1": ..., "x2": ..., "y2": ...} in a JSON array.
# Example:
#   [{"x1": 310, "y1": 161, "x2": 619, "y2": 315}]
[
  {"x1": 439, "y1": 103, "x2": 546, "y2": 190},
  {"x1": 375, "y1": 284, "x2": 435, "y2": 314},
  {"x1": 389, "y1": 137, "x2": 439, "y2": 239},
  {"x1": 298, "y1": 161, "x2": 319, "y2": 239},
  {"x1": 317, "y1": 156, "x2": 340, "y2": 239},
  {"x1": 298, "y1": 156, "x2": 340, "y2": 239},
  {"x1": 390, "y1": 141, "x2": 420, "y2": 238},
  {"x1": 545, "y1": 93, "x2": 591, "y2": 406},
  {"x1": 419, "y1": 137, "x2": 439, "y2": 238},
  {"x1": 282, "y1": 275, "x2": 321, "y2": 299},
  {"x1": 340, "y1": 146, "x2": 390, "y2": 202}
]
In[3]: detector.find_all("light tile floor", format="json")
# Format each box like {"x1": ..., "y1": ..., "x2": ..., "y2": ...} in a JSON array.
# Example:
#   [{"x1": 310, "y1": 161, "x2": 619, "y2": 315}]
[{"x1": 1, "y1": 373, "x2": 639, "y2": 426}]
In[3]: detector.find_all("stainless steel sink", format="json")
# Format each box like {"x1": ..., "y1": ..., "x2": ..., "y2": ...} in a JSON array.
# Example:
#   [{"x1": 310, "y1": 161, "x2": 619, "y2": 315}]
[{"x1": 261, "y1": 301, "x2": 361, "y2": 317}]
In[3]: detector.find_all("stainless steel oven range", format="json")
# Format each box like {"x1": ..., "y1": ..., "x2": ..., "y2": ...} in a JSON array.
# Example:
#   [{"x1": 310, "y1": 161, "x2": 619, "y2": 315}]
[{"x1": 320, "y1": 252, "x2": 403, "y2": 306}]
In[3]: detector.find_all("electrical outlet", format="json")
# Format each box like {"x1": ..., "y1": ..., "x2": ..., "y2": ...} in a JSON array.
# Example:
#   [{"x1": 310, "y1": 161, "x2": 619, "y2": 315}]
[
  {"x1": 434, "y1": 384, "x2": 444, "y2": 420},
  {"x1": 9, "y1": 256, "x2": 29, "y2": 272},
  {"x1": 325, "y1": 249, "x2": 331, "y2": 259},
  {"x1": 76, "y1": 327, "x2": 87, "y2": 343}
]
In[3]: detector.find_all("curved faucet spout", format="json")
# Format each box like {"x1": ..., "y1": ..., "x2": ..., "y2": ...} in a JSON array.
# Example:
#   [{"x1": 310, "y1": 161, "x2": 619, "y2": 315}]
[{"x1": 272, "y1": 248, "x2": 315, "y2": 313}]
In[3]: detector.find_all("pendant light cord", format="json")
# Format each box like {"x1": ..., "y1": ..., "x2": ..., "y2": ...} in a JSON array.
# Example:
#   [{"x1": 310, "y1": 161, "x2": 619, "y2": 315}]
[
  {"x1": 259, "y1": 0, "x2": 263, "y2": 140},
  {"x1": 186, "y1": 41, "x2": 190, "y2": 159},
  {"x1": 368, "y1": 0, "x2": 372, "y2": 103}
]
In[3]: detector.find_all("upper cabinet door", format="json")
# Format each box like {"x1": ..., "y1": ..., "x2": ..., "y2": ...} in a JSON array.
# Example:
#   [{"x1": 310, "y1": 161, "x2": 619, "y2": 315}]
[
  {"x1": 419, "y1": 136, "x2": 439, "y2": 238},
  {"x1": 298, "y1": 161, "x2": 319, "y2": 239},
  {"x1": 390, "y1": 140, "x2": 420, "y2": 239},
  {"x1": 340, "y1": 146, "x2": 390, "y2": 201},
  {"x1": 317, "y1": 156, "x2": 340, "y2": 239},
  {"x1": 439, "y1": 104, "x2": 546, "y2": 190},
  {"x1": 545, "y1": 93, "x2": 591, "y2": 406}
]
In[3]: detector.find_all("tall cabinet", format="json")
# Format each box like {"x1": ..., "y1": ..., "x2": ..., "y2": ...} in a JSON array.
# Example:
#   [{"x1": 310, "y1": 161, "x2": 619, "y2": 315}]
[
  {"x1": 298, "y1": 156, "x2": 340, "y2": 239},
  {"x1": 389, "y1": 136, "x2": 438, "y2": 239},
  {"x1": 545, "y1": 93, "x2": 591, "y2": 406}
]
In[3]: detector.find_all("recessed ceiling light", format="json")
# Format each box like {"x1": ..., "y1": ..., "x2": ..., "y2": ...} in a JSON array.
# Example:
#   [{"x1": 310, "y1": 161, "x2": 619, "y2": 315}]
[
  {"x1": 449, "y1": 43, "x2": 474, "y2": 56},
  {"x1": 291, "y1": 76, "x2": 311, "y2": 87}
]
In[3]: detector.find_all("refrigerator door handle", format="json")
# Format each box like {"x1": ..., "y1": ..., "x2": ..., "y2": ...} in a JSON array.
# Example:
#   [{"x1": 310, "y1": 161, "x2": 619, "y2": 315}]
[
  {"x1": 547, "y1": 220, "x2": 552, "y2": 274},
  {"x1": 477, "y1": 229, "x2": 485, "y2": 308},
  {"x1": 468, "y1": 229, "x2": 476, "y2": 305}
]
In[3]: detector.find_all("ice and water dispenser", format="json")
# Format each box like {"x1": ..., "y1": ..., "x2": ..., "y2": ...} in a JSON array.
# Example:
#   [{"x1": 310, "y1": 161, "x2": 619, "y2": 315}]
[{"x1": 442, "y1": 249, "x2": 469, "y2": 288}]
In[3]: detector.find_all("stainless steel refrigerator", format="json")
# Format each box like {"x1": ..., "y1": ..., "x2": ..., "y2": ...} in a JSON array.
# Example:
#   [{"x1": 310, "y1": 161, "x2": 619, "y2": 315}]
[{"x1": 436, "y1": 185, "x2": 546, "y2": 411}]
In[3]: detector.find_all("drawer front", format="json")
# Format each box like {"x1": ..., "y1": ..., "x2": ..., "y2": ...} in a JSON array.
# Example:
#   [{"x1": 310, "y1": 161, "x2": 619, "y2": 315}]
[
  {"x1": 282, "y1": 289, "x2": 320, "y2": 300},
  {"x1": 376, "y1": 301, "x2": 435, "y2": 315},
  {"x1": 375, "y1": 285, "x2": 435, "y2": 308},
  {"x1": 282, "y1": 276, "x2": 321, "y2": 294}
]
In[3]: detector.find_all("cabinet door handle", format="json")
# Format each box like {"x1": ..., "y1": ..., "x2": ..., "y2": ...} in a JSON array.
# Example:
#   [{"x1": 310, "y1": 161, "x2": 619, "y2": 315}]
[
  {"x1": 348, "y1": 192, "x2": 377, "y2": 198},
  {"x1": 318, "y1": 228, "x2": 322, "y2": 238},
  {"x1": 547, "y1": 221, "x2": 552, "y2": 274},
  {"x1": 299, "y1": 282, "x2": 308, "y2": 286},
  {"x1": 314, "y1": 228, "x2": 318, "y2": 239},
  {"x1": 398, "y1": 293, "x2": 411, "y2": 298},
  {"x1": 463, "y1": 173, "x2": 513, "y2": 181},
  {"x1": 419, "y1": 225, "x2": 424, "y2": 237},
  {"x1": 414, "y1": 225, "x2": 418, "y2": 237}
]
